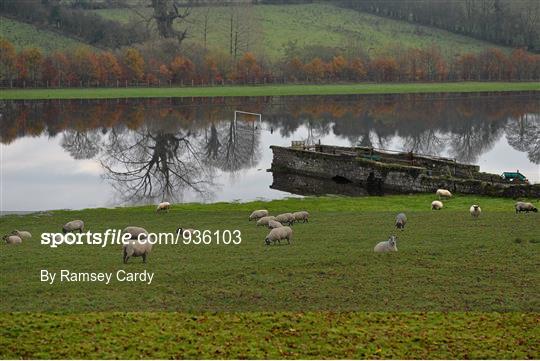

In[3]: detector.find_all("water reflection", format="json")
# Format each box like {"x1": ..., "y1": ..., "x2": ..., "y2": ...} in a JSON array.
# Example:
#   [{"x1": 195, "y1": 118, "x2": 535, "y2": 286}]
[{"x1": 1, "y1": 93, "x2": 538, "y2": 210}]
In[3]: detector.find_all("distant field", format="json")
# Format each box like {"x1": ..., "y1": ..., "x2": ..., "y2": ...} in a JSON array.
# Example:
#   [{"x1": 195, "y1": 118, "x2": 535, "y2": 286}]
[
  {"x1": 1, "y1": 312, "x2": 538, "y2": 358},
  {"x1": 92, "y1": 3, "x2": 510, "y2": 59},
  {"x1": 1, "y1": 82, "x2": 539, "y2": 100},
  {"x1": 0, "y1": 16, "x2": 93, "y2": 52}
]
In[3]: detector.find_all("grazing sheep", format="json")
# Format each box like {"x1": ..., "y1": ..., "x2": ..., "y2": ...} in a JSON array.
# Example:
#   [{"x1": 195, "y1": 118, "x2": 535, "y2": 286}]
[
  {"x1": 264, "y1": 226, "x2": 293, "y2": 245},
  {"x1": 256, "y1": 216, "x2": 276, "y2": 227},
  {"x1": 470, "y1": 205, "x2": 482, "y2": 218},
  {"x1": 122, "y1": 239, "x2": 153, "y2": 264},
  {"x1": 176, "y1": 228, "x2": 197, "y2": 237},
  {"x1": 156, "y1": 201, "x2": 171, "y2": 213},
  {"x1": 275, "y1": 212, "x2": 295, "y2": 226},
  {"x1": 374, "y1": 235, "x2": 398, "y2": 253},
  {"x1": 11, "y1": 230, "x2": 32, "y2": 240},
  {"x1": 62, "y1": 220, "x2": 84, "y2": 234},
  {"x1": 123, "y1": 226, "x2": 148, "y2": 240},
  {"x1": 3, "y1": 234, "x2": 22, "y2": 244},
  {"x1": 267, "y1": 220, "x2": 283, "y2": 229},
  {"x1": 292, "y1": 211, "x2": 309, "y2": 223},
  {"x1": 436, "y1": 189, "x2": 452, "y2": 199},
  {"x1": 395, "y1": 213, "x2": 407, "y2": 230},
  {"x1": 431, "y1": 200, "x2": 444, "y2": 210},
  {"x1": 515, "y1": 202, "x2": 538, "y2": 214},
  {"x1": 249, "y1": 210, "x2": 269, "y2": 221}
]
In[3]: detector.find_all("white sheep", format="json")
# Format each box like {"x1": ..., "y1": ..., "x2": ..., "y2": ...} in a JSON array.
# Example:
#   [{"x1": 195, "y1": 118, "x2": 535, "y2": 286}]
[
  {"x1": 3, "y1": 234, "x2": 22, "y2": 244},
  {"x1": 470, "y1": 205, "x2": 481, "y2": 218},
  {"x1": 256, "y1": 216, "x2": 276, "y2": 227},
  {"x1": 249, "y1": 209, "x2": 269, "y2": 221},
  {"x1": 11, "y1": 230, "x2": 32, "y2": 240},
  {"x1": 267, "y1": 220, "x2": 283, "y2": 229},
  {"x1": 374, "y1": 235, "x2": 398, "y2": 253},
  {"x1": 176, "y1": 227, "x2": 197, "y2": 238},
  {"x1": 395, "y1": 213, "x2": 407, "y2": 230},
  {"x1": 264, "y1": 226, "x2": 293, "y2": 245},
  {"x1": 431, "y1": 200, "x2": 443, "y2": 210},
  {"x1": 156, "y1": 201, "x2": 171, "y2": 213},
  {"x1": 122, "y1": 239, "x2": 153, "y2": 263},
  {"x1": 123, "y1": 226, "x2": 148, "y2": 240},
  {"x1": 515, "y1": 202, "x2": 538, "y2": 214},
  {"x1": 436, "y1": 189, "x2": 452, "y2": 199},
  {"x1": 292, "y1": 211, "x2": 309, "y2": 223},
  {"x1": 275, "y1": 212, "x2": 295, "y2": 226},
  {"x1": 62, "y1": 220, "x2": 84, "y2": 234}
]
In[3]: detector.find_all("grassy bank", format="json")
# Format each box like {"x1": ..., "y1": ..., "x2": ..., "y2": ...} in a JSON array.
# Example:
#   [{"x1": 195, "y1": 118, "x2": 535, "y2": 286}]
[
  {"x1": 1, "y1": 312, "x2": 538, "y2": 359},
  {"x1": 1, "y1": 195, "x2": 538, "y2": 312},
  {"x1": 1, "y1": 195, "x2": 538, "y2": 358},
  {"x1": 1, "y1": 82, "x2": 539, "y2": 100},
  {"x1": 0, "y1": 16, "x2": 94, "y2": 52}
]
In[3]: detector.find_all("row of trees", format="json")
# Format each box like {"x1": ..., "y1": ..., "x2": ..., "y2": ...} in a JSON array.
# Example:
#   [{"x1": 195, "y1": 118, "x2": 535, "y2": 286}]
[{"x1": 1, "y1": 38, "x2": 539, "y2": 87}]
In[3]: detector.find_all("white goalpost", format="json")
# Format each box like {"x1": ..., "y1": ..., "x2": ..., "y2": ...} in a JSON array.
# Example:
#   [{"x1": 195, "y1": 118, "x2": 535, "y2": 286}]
[
  {"x1": 234, "y1": 110, "x2": 262, "y2": 123},
  {"x1": 233, "y1": 110, "x2": 263, "y2": 131}
]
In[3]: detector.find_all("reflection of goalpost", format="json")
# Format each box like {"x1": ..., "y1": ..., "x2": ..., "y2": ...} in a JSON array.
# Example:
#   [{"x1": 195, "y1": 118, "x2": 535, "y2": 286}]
[{"x1": 234, "y1": 110, "x2": 262, "y2": 129}]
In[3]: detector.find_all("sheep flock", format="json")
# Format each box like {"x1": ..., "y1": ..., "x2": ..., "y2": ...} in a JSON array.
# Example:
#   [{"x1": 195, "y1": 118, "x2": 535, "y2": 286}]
[{"x1": 2, "y1": 190, "x2": 538, "y2": 263}]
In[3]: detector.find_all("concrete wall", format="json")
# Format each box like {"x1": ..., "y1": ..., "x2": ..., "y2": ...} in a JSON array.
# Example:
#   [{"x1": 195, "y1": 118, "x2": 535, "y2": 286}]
[{"x1": 270, "y1": 146, "x2": 540, "y2": 198}]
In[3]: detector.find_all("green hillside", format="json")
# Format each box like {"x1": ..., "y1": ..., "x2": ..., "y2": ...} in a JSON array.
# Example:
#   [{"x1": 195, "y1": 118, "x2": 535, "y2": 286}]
[
  {"x1": 0, "y1": 16, "x2": 92, "y2": 52},
  {"x1": 92, "y1": 3, "x2": 510, "y2": 59}
]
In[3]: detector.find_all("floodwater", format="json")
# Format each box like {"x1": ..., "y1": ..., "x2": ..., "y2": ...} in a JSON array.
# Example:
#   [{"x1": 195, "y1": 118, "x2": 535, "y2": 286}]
[{"x1": 1, "y1": 92, "x2": 539, "y2": 211}]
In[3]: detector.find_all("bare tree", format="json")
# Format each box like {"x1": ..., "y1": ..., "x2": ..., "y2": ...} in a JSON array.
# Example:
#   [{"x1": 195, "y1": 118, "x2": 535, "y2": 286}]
[
  {"x1": 447, "y1": 120, "x2": 503, "y2": 163},
  {"x1": 225, "y1": 2, "x2": 262, "y2": 60},
  {"x1": 100, "y1": 126, "x2": 214, "y2": 204},
  {"x1": 401, "y1": 129, "x2": 445, "y2": 156},
  {"x1": 151, "y1": 0, "x2": 191, "y2": 44},
  {"x1": 61, "y1": 130, "x2": 103, "y2": 160},
  {"x1": 129, "y1": 0, "x2": 191, "y2": 45},
  {"x1": 506, "y1": 114, "x2": 540, "y2": 164},
  {"x1": 201, "y1": 6, "x2": 212, "y2": 49}
]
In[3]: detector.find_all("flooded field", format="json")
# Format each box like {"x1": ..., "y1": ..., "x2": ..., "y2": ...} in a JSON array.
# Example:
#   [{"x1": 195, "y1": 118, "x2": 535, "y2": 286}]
[{"x1": 1, "y1": 92, "x2": 538, "y2": 211}]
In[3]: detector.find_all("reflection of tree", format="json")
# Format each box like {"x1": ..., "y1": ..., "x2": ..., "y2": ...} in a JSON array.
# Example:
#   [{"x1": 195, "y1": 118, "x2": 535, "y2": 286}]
[
  {"x1": 506, "y1": 114, "x2": 540, "y2": 164},
  {"x1": 202, "y1": 120, "x2": 261, "y2": 173},
  {"x1": 204, "y1": 123, "x2": 221, "y2": 161},
  {"x1": 447, "y1": 120, "x2": 503, "y2": 163},
  {"x1": 401, "y1": 129, "x2": 445, "y2": 156},
  {"x1": 100, "y1": 127, "x2": 214, "y2": 204},
  {"x1": 333, "y1": 116, "x2": 394, "y2": 148},
  {"x1": 61, "y1": 130, "x2": 102, "y2": 159},
  {"x1": 305, "y1": 118, "x2": 331, "y2": 145}
]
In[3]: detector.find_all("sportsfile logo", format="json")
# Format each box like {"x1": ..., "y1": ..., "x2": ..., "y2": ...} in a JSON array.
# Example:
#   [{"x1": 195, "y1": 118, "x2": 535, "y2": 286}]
[{"x1": 41, "y1": 229, "x2": 242, "y2": 248}]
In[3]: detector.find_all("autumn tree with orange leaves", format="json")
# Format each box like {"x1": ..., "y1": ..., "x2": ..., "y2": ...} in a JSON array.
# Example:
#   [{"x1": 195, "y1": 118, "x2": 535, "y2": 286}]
[
  {"x1": 0, "y1": 38, "x2": 17, "y2": 83},
  {"x1": 123, "y1": 48, "x2": 145, "y2": 82}
]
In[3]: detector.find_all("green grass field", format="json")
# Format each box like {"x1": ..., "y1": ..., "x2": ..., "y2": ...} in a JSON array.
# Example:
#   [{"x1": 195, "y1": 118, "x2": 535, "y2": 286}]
[
  {"x1": 0, "y1": 195, "x2": 538, "y2": 358},
  {"x1": 1, "y1": 195, "x2": 538, "y2": 312},
  {"x1": 0, "y1": 16, "x2": 93, "y2": 52},
  {"x1": 1, "y1": 312, "x2": 538, "y2": 359},
  {"x1": 92, "y1": 3, "x2": 509, "y2": 60},
  {"x1": 1, "y1": 82, "x2": 538, "y2": 100}
]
